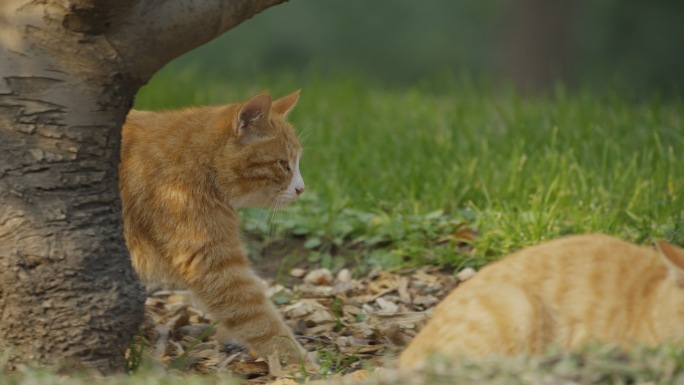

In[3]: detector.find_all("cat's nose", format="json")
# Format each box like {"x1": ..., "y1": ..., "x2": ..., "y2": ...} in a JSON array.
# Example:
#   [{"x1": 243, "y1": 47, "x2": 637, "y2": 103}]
[{"x1": 295, "y1": 187, "x2": 304, "y2": 196}]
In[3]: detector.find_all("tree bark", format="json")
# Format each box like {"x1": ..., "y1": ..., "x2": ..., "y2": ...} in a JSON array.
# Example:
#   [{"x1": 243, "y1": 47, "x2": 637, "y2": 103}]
[
  {"x1": 0, "y1": 0, "x2": 287, "y2": 373},
  {"x1": 498, "y1": 0, "x2": 580, "y2": 93}
]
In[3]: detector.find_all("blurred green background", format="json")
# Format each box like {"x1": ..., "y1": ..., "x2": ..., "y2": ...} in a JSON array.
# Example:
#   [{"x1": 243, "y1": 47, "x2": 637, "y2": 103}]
[{"x1": 165, "y1": 0, "x2": 684, "y2": 95}]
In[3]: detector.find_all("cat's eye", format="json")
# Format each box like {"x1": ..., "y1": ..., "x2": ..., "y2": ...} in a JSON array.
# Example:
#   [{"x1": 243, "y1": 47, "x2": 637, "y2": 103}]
[{"x1": 279, "y1": 160, "x2": 291, "y2": 171}]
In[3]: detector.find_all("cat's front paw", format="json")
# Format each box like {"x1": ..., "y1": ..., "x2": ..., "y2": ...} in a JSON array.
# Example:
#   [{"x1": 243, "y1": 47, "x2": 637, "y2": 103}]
[{"x1": 268, "y1": 342, "x2": 319, "y2": 376}]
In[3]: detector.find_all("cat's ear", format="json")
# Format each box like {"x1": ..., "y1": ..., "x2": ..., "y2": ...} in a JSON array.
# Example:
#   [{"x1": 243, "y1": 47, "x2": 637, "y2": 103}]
[
  {"x1": 657, "y1": 241, "x2": 684, "y2": 288},
  {"x1": 271, "y1": 90, "x2": 301, "y2": 118},
  {"x1": 235, "y1": 93, "x2": 272, "y2": 137}
]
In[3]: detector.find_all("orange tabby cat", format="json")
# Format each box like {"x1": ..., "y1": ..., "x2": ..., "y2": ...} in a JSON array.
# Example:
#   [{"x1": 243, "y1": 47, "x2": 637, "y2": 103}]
[
  {"x1": 119, "y1": 91, "x2": 311, "y2": 365},
  {"x1": 400, "y1": 234, "x2": 684, "y2": 368}
]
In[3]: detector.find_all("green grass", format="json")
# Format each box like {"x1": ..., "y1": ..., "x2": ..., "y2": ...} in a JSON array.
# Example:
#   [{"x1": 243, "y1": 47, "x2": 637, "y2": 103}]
[
  {"x1": 135, "y1": 64, "x2": 684, "y2": 267},
  {"x1": 5, "y1": 343, "x2": 684, "y2": 384},
  {"x1": 395, "y1": 343, "x2": 684, "y2": 384}
]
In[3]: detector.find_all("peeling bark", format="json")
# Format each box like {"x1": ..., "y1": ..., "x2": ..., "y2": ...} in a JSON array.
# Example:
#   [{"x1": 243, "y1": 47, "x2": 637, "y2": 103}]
[{"x1": 0, "y1": 0, "x2": 288, "y2": 373}]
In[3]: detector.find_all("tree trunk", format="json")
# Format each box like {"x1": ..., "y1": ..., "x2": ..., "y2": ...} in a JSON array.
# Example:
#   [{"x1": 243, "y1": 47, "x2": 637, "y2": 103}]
[
  {"x1": 498, "y1": 0, "x2": 580, "y2": 93},
  {"x1": 0, "y1": 0, "x2": 287, "y2": 373}
]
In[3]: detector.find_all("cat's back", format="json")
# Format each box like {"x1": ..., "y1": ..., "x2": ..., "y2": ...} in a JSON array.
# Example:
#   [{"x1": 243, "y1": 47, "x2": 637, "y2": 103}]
[
  {"x1": 121, "y1": 109, "x2": 178, "y2": 194},
  {"x1": 122, "y1": 108, "x2": 208, "y2": 147},
  {"x1": 463, "y1": 234, "x2": 667, "y2": 323},
  {"x1": 399, "y1": 234, "x2": 670, "y2": 367},
  {"x1": 470, "y1": 233, "x2": 664, "y2": 294},
  {"x1": 119, "y1": 106, "x2": 229, "y2": 227},
  {"x1": 122, "y1": 109, "x2": 178, "y2": 161},
  {"x1": 124, "y1": 109, "x2": 157, "y2": 127},
  {"x1": 120, "y1": 107, "x2": 223, "y2": 176}
]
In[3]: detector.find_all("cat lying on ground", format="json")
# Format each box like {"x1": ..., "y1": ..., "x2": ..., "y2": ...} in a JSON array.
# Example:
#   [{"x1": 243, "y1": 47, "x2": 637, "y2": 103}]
[
  {"x1": 400, "y1": 234, "x2": 684, "y2": 369},
  {"x1": 119, "y1": 90, "x2": 313, "y2": 366}
]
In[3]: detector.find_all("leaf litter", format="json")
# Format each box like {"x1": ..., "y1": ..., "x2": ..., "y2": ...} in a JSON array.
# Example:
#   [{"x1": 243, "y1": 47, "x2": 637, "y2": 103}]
[{"x1": 131, "y1": 262, "x2": 477, "y2": 384}]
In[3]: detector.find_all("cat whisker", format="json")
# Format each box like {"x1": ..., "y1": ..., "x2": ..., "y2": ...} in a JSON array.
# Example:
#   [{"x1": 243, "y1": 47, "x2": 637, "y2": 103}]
[
  {"x1": 297, "y1": 124, "x2": 319, "y2": 142},
  {"x1": 256, "y1": 189, "x2": 280, "y2": 228},
  {"x1": 257, "y1": 191, "x2": 282, "y2": 251},
  {"x1": 266, "y1": 205, "x2": 275, "y2": 246},
  {"x1": 285, "y1": 203, "x2": 296, "y2": 246},
  {"x1": 274, "y1": 197, "x2": 287, "y2": 247},
  {"x1": 299, "y1": 131, "x2": 316, "y2": 145},
  {"x1": 286, "y1": 199, "x2": 302, "y2": 250},
  {"x1": 266, "y1": 194, "x2": 284, "y2": 246},
  {"x1": 293, "y1": 199, "x2": 310, "y2": 220},
  {"x1": 268, "y1": 201, "x2": 278, "y2": 244},
  {"x1": 300, "y1": 147, "x2": 317, "y2": 156},
  {"x1": 277, "y1": 200, "x2": 290, "y2": 252}
]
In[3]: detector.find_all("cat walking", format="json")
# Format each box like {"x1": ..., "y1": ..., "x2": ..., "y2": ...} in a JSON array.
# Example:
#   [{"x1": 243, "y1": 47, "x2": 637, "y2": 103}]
[
  {"x1": 119, "y1": 91, "x2": 312, "y2": 366},
  {"x1": 400, "y1": 234, "x2": 684, "y2": 368}
]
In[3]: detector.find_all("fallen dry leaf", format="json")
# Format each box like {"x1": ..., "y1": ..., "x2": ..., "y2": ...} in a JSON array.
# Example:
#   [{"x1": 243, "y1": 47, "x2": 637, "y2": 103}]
[
  {"x1": 454, "y1": 227, "x2": 477, "y2": 241},
  {"x1": 348, "y1": 369, "x2": 371, "y2": 381},
  {"x1": 282, "y1": 299, "x2": 334, "y2": 326},
  {"x1": 413, "y1": 295, "x2": 438, "y2": 308},
  {"x1": 229, "y1": 361, "x2": 270, "y2": 376},
  {"x1": 139, "y1": 262, "x2": 461, "y2": 384},
  {"x1": 411, "y1": 270, "x2": 439, "y2": 286},
  {"x1": 375, "y1": 297, "x2": 399, "y2": 313},
  {"x1": 304, "y1": 268, "x2": 333, "y2": 286},
  {"x1": 269, "y1": 379, "x2": 298, "y2": 385},
  {"x1": 336, "y1": 268, "x2": 352, "y2": 283},
  {"x1": 456, "y1": 267, "x2": 477, "y2": 281}
]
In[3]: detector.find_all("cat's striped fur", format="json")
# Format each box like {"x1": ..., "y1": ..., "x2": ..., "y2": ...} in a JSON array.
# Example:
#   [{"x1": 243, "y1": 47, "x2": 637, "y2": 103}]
[
  {"x1": 400, "y1": 234, "x2": 684, "y2": 368},
  {"x1": 119, "y1": 91, "x2": 310, "y2": 364}
]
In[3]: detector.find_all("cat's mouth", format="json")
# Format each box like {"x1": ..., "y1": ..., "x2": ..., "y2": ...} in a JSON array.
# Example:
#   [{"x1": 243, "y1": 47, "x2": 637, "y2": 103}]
[
  {"x1": 231, "y1": 183, "x2": 303, "y2": 209},
  {"x1": 272, "y1": 190, "x2": 300, "y2": 207}
]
